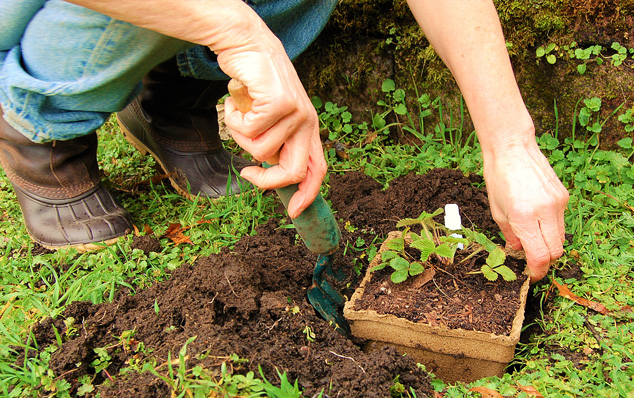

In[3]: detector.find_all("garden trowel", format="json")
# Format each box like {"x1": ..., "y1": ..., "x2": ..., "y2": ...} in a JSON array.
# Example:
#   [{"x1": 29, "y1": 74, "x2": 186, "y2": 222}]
[{"x1": 228, "y1": 79, "x2": 350, "y2": 335}]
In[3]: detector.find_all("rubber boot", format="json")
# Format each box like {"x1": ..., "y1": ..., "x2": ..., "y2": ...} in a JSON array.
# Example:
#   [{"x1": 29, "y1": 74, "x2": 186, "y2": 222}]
[
  {"x1": 116, "y1": 57, "x2": 252, "y2": 199},
  {"x1": 0, "y1": 112, "x2": 132, "y2": 251}
]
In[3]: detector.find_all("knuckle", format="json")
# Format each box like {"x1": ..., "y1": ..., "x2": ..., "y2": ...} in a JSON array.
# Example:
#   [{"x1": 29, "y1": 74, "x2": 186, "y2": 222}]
[
  {"x1": 551, "y1": 245, "x2": 564, "y2": 259},
  {"x1": 530, "y1": 250, "x2": 551, "y2": 267},
  {"x1": 248, "y1": 148, "x2": 268, "y2": 162},
  {"x1": 277, "y1": 94, "x2": 296, "y2": 115},
  {"x1": 315, "y1": 162, "x2": 327, "y2": 180},
  {"x1": 287, "y1": 167, "x2": 307, "y2": 184},
  {"x1": 559, "y1": 189, "x2": 570, "y2": 203}
]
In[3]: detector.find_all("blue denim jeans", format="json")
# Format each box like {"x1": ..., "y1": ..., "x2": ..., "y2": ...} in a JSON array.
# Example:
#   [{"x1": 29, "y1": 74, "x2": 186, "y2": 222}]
[{"x1": 0, "y1": 0, "x2": 337, "y2": 142}]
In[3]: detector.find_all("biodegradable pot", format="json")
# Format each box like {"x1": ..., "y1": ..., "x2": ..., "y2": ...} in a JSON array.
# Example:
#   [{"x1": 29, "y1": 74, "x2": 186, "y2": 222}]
[{"x1": 343, "y1": 231, "x2": 531, "y2": 383}]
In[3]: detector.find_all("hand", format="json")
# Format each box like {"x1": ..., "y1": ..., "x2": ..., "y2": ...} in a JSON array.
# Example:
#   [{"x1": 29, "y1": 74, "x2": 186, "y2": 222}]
[
  {"x1": 218, "y1": 12, "x2": 326, "y2": 218},
  {"x1": 483, "y1": 140, "x2": 569, "y2": 282}
]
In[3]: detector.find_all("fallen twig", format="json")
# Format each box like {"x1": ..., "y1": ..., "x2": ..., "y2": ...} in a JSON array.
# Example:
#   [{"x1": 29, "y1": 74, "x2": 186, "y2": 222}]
[{"x1": 329, "y1": 351, "x2": 365, "y2": 373}]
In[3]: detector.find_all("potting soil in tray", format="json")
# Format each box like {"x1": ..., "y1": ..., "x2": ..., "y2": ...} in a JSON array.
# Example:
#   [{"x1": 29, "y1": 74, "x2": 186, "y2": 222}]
[
  {"x1": 27, "y1": 168, "x2": 506, "y2": 397},
  {"x1": 351, "y1": 246, "x2": 529, "y2": 336}
]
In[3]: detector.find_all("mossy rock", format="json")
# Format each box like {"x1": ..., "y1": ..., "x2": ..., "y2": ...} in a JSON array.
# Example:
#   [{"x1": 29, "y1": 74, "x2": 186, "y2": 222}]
[{"x1": 294, "y1": 0, "x2": 634, "y2": 148}]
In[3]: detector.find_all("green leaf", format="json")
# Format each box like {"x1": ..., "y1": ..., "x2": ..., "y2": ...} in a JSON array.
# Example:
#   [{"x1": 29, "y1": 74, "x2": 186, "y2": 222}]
[
  {"x1": 396, "y1": 209, "x2": 443, "y2": 228},
  {"x1": 587, "y1": 122, "x2": 602, "y2": 133},
  {"x1": 618, "y1": 109, "x2": 634, "y2": 123},
  {"x1": 311, "y1": 96, "x2": 323, "y2": 110},
  {"x1": 578, "y1": 107, "x2": 591, "y2": 126},
  {"x1": 391, "y1": 269, "x2": 409, "y2": 284},
  {"x1": 381, "y1": 250, "x2": 398, "y2": 261},
  {"x1": 495, "y1": 266, "x2": 517, "y2": 282},
  {"x1": 396, "y1": 217, "x2": 423, "y2": 227},
  {"x1": 440, "y1": 236, "x2": 469, "y2": 246},
  {"x1": 393, "y1": 89, "x2": 406, "y2": 102},
  {"x1": 468, "y1": 230, "x2": 497, "y2": 253},
  {"x1": 77, "y1": 383, "x2": 95, "y2": 396},
  {"x1": 411, "y1": 239, "x2": 435, "y2": 261},
  {"x1": 409, "y1": 262, "x2": 425, "y2": 276},
  {"x1": 382, "y1": 79, "x2": 396, "y2": 93},
  {"x1": 574, "y1": 47, "x2": 592, "y2": 60},
  {"x1": 389, "y1": 256, "x2": 410, "y2": 271},
  {"x1": 369, "y1": 262, "x2": 388, "y2": 272},
  {"x1": 434, "y1": 243, "x2": 454, "y2": 258},
  {"x1": 410, "y1": 238, "x2": 434, "y2": 251},
  {"x1": 584, "y1": 97, "x2": 602, "y2": 112},
  {"x1": 577, "y1": 63, "x2": 587, "y2": 74},
  {"x1": 481, "y1": 265, "x2": 498, "y2": 281},
  {"x1": 536, "y1": 46, "x2": 545, "y2": 57},
  {"x1": 386, "y1": 238, "x2": 405, "y2": 252},
  {"x1": 394, "y1": 103, "x2": 408, "y2": 115},
  {"x1": 546, "y1": 54, "x2": 557, "y2": 64},
  {"x1": 418, "y1": 94, "x2": 431, "y2": 107},
  {"x1": 617, "y1": 137, "x2": 633, "y2": 149},
  {"x1": 372, "y1": 114, "x2": 386, "y2": 130},
  {"x1": 486, "y1": 247, "x2": 506, "y2": 267}
]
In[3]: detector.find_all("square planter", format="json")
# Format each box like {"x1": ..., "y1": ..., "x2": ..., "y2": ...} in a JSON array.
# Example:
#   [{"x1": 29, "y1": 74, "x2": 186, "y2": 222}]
[{"x1": 343, "y1": 231, "x2": 531, "y2": 383}]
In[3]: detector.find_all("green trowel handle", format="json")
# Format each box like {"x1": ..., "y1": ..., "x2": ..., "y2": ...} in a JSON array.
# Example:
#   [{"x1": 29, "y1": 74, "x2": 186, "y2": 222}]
[{"x1": 264, "y1": 162, "x2": 341, "y2": 255}]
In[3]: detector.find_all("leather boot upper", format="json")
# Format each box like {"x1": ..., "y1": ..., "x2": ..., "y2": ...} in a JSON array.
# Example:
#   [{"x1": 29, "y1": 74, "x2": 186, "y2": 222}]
[
  {"x1": 117, "y1": 56, "x2": 253, "y2": 199},
  {"x1": 0, "y1": 111, "x2": 132, "y2": 250}
]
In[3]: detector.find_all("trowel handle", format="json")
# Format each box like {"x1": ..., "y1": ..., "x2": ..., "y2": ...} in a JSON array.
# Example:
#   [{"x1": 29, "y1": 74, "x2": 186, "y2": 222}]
[{"x1": 228, "y1": 79, "x2": 341, "y2": 254}]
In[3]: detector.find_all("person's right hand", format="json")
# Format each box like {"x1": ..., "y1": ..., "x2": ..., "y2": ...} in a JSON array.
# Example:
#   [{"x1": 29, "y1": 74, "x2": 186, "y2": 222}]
[{"x1": 217, "y1": 7, "x2": 326, "y2": 219}]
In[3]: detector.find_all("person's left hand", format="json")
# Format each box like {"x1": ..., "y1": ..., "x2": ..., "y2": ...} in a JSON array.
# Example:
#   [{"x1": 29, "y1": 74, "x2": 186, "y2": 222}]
[{"x1": 483, "y1": 141, "x2": 569, "y2": 282}]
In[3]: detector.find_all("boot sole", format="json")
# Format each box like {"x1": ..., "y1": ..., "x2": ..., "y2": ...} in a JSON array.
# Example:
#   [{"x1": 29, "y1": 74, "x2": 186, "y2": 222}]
[
  {"x1": 34, "y1": 234, "x2": 123, "y2": 253},
  {"x1": 116, "y1": 114, "x2": 197, "y2": 201}
]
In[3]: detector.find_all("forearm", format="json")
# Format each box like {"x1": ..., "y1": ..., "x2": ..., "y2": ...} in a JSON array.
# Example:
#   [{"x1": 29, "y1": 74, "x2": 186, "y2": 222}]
[
  {"x1": 406, "y1": 0, "x2": 535, "y2": 159},
  {"x1": 62, "y1": 0, "x2": 266, "y2": 51}
]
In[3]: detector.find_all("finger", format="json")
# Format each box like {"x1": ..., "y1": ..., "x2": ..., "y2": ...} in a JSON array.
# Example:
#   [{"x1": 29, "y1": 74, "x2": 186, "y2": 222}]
[
  {"x1": 239, "y1": 162, "x2": 306, "y2": 191},
  {"x1": 287, "y1": 170, "x2": 323, "y2": 219},
  {"x1": 540, "y1": 217, "x2": 564, "y2": 261},
  {"x1": 224, "y1": 97, "x2": 280, "y2": 139},
  {"x1": 512, "y1": 220, "x2": 551, "y2": 282},
  {"x1": 558, "y1": 193, "x2": 568, "y2": 245},
  {"x1": 225, "y1": 94, "x2": 302, "y2": 139},
  {"x1": 231, "y1": 129, "x2": 282, "y2": 163},
  {"x1": 286, "y1": 155, "x2": 327, "y2": 219},
  {"x1": 499, "y1": 220, "x2": 523, "y2": 251}
]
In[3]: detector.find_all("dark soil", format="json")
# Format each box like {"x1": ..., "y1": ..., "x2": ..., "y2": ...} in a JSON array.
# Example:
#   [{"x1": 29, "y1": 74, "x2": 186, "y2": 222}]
[{"x1": 29, "y1": 168, "x2": 516, "y2": 397}]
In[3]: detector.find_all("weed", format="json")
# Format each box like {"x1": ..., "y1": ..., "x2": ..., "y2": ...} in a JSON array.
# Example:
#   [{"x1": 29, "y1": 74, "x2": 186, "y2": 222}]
[
  {"x1": 90, "y1": 346, "x2": 112, "y2": 373},
  {"x1": 258, "y1": 366, "x2": 305, "y2": 398},
  {"x1": 302, "y1": 325, "x2": 316, "y2": 343},
  {"x1": 535, "y1": 40, "x2": 634, "y2": 74}
]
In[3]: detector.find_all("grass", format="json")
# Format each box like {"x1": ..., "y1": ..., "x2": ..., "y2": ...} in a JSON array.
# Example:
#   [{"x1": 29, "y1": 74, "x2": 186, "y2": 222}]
[{"x1": 1, "y1": 80, "x2": 633, "y2": 397}]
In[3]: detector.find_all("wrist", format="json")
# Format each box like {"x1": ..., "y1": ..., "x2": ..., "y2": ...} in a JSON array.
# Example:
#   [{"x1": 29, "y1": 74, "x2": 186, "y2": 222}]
[
  {"x1": 201, "y1": 1, "x2": 269, "y2": 50},
  {"x1": 479, "y1": 118, "x2": 538, "y2": 162}
]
